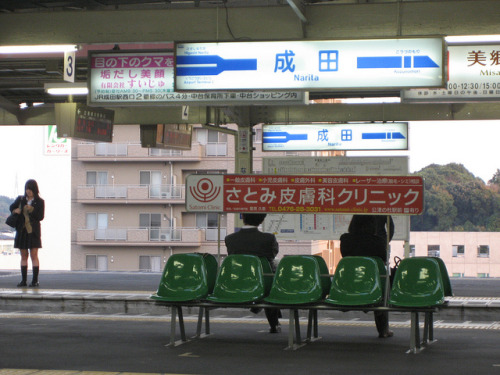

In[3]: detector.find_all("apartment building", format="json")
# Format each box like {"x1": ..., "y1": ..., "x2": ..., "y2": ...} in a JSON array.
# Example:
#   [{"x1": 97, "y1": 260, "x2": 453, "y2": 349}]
[{"x1": 71, "y1": 124, "x2": 331, "y2": 272}]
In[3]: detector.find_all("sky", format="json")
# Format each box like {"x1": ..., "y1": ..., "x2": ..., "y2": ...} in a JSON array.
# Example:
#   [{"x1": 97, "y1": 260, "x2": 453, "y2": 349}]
[{"x1": 0, "y1": 120, "x2": 499, "y2": 198}]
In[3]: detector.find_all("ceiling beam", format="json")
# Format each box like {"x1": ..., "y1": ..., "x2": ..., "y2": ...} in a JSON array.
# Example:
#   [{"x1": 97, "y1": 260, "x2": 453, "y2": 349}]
[
  {"x1": 3, "y1": 102, "x2": 500, "y2": 126},
  {"x1": 1, "y1": 1, "x2": 499, "y2": 46}
]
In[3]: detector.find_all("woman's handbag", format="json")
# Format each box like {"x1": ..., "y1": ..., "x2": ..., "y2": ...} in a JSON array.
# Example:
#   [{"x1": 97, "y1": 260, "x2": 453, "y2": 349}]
[
  {"x1": 5, "y1": 200, "x2": 21, "y2": 228},
  {"x1": 389, "y1": 256, "x2": 402, "y2": 285},
  {"x1": 5, "y1": 212, "x2": 19, "y2": 228}
]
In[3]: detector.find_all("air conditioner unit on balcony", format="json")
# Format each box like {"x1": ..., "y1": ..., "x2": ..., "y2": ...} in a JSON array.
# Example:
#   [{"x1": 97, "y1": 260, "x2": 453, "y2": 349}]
[
  {"x1": 161, "y1": 192, "x2": 171, "y2": 198},
  {"x1": 160, "y1": 234, "x2": 170, "y2": 241}
]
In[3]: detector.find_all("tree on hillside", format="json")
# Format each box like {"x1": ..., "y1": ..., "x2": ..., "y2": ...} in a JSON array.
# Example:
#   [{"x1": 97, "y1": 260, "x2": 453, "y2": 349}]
[
  {"x1": 411, "y1": 163, "x2": 500, "y2": 232},
  {"x1": 489, "y1": 169, "x2": 500, "y2": 185}
]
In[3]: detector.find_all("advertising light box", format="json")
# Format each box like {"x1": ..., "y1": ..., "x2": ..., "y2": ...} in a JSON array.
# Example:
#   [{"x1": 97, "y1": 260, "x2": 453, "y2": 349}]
[
  {"x1": 175, "y1": 38, "x2": 444, "y2": 91},
  {"x1": 402, "y1": 44, "x2": 500, "y2": 102},
  {"x1": 185, "y1": 174, "x2": 424, "y2": 215},
  {"x1": 262, "y1": 123, "x2": 408, "y2": 151},
  {"x1": 88, "y1": 50, "x2": 307, "y2": 106}
]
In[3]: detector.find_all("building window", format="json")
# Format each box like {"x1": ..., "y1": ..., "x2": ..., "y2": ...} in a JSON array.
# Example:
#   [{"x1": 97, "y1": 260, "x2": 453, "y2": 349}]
[
  {"x1": 140, "y1": 213, "x2": 162, "y2": 241},
  {"x1": 253, "y1": 128, "x2": 262, "y2": 143},
  {"x1": 427, "y1": 245, "x2": 440, "y2": 257},
  {"x1": 87, "y1": 213, "x2": 109, "y2": 240},
  {"x1": 140, "y1": 170, "x2": 162, "y2": 198},
  {"x1": 409, "y1": 245, "x2": 416, "y2": 257},
  {"x1": 196, "y1": 213, "x2": 226, "y2": 241},
  {"x1": 452, "y1": 273, "x2": 464, "y2": 278},
  {"x1": 86, "y1": 255, "x2": 108, "y2": 271},
  {"x1": 452, "y1": 245, "x2": 465, "y2": 257},
  {"x1": 139, "y1": 256, "x2": 162, "y2": 272},
  {"x1": 197, "y1": 129, "x2": 228, "y2": 156},
  {"x1": 477, "y1": 245, "x2": 490, "y2": 258},
  {"x1": 477, "y1": 273, "x2": 489, "y2": 278},
  {"x1": 196, "y1": 213, "x2": 219, "y2": 228},
  {"x1": 86, "y1": 170, "x2": 108, "y2": 185}
]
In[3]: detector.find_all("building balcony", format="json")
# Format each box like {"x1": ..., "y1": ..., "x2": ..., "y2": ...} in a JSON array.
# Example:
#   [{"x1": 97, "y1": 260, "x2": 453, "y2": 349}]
[
  {"x1": 76, "y1": 184, "x2": 185, "y2": 204},
  {"x1": 76, "y1": 227, "x2": 227, "y2": 247},
  {"x1": 75, "y1": 142, "x2": 227, "y2": 161}
]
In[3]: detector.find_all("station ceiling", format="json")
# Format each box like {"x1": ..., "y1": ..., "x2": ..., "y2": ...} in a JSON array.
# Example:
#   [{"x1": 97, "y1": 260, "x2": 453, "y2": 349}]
[{"x1": 1, "y1": 0, "x2": 500, "y2": 126}]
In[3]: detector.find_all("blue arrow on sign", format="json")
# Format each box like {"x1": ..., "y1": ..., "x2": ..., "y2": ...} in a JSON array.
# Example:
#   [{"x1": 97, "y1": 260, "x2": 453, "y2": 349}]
[
  {"x1": 362, "y1": 132, "x2": 406, "y2": 140},
  {"x1": 263, "y1": 132, "x2": 308, "y2": 143},
  {"x1": 176, "y1": 55, "x2": 257, "y2": 76},
  {"x1": 357, "y1": 55, "x2": 439, "y2": 69}
]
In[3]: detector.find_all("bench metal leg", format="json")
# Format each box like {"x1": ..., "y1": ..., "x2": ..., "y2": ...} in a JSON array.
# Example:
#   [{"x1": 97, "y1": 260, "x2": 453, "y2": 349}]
[
  {"x1": 285, "y1": 308, "x2": 306, "y2": 350},
  {"x1": 423, "y1": 311, "x2": 437, "y2": 346},
  {"x1": 407, "y1": 311, "x2": 423, "y2": 354},
  {"x1": 195, "y1": 307, "x2": 204, "y2": 337},
  {"x1": 306, "y1": 309, "x2": 321, "y2": 343},
  {"x1": 167, "y1": 306, "x2": 189, "y2": 347},
  {"x1": 205, "y1": 307, "x2": 211, "y2": 335},
  {"x1": 194, "y1": 306, "x2": 211, "y2": 338}
]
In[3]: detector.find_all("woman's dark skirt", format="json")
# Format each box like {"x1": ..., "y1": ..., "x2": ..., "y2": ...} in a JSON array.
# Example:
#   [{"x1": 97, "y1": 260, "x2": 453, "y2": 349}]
[{"x1": 15, "y1": 229, "x2": 42, "y2": 249}]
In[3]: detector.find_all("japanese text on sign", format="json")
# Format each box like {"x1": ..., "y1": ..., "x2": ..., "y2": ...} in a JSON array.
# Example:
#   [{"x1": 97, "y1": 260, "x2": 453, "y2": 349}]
[{"x1": 185, "y1": 174, "x2": 424, "y2": 215}]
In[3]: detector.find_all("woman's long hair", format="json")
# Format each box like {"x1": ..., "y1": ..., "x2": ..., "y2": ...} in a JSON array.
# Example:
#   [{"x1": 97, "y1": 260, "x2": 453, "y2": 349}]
[{"x1": 24, "y1": 179, "x2": 40, "y2": 200}]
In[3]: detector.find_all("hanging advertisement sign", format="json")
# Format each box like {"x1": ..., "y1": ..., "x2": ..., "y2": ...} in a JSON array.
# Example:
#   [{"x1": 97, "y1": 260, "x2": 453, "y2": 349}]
[
  {"x1": 175, "y1": 38, "x2": 444, "y2": 91},
  {"x1": 88, "y1": 50, "x2": 307, "y2": 106},
  {"x1": 185, "y1": 174, "x2": 424, "y2": 215},
  {"x1": 402, "y1": 44, "x2": 500, "y2": 102}
]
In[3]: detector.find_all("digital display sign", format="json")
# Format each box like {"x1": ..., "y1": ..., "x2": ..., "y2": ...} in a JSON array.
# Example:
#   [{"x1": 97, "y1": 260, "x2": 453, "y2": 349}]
[{"x1": 55, "y1": 103, "x2": 114, "y2": 142}]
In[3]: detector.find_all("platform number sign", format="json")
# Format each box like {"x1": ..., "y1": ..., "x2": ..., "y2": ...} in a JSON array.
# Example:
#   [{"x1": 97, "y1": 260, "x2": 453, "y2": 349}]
[{"x1": 64, "y1": 51, "x2": 76, "y2": 82}]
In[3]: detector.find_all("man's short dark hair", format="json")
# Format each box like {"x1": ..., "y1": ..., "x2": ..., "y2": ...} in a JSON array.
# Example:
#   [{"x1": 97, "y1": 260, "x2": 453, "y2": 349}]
[{"x1": 242, "y1": 213, "x2": 267, "y2": 226}]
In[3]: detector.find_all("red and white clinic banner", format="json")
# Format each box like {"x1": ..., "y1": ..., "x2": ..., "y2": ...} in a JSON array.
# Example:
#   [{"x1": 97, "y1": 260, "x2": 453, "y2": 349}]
[{"x1": 185, "y1": 174, "x2": 424, "y2": 215}]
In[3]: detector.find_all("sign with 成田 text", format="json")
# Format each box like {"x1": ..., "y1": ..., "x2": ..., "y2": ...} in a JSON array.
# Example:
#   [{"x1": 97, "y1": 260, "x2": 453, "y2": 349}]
[
  {"x1": 185, "y1": 174, "x2": 424, "y2": 215},
  {"x1": 262, "y1": 123, "x2": 408, "y2": 151},
  {"x1": 175, "y1": 38, "x2": 444, "y2": 91},
  {"x1": 402, "y1": 44, "x2": 500, "y2": 102},
  {"x1": 88, "y1": 50, "x2": 307, "y2": 106}
]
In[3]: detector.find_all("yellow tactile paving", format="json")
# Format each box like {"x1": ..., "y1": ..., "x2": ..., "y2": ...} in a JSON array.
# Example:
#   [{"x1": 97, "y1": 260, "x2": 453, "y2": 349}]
[{"x1": 0, "y1": 370, "x2": 40, "y2": 375}]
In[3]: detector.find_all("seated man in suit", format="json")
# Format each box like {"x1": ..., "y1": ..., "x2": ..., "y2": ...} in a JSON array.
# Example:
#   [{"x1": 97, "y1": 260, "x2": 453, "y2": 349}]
[
  {"x1": 225, "y1": 213, "x2": 281, "y2": 333},
  {"x1": 340, "y1": 214, "x2": 393, "y2": 338}
]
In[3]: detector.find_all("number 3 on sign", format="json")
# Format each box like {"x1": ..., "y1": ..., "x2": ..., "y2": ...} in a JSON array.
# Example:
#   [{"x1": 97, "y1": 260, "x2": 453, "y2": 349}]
[{"x1": 64, "y1": 51, "x2": 76, "y2": 82}]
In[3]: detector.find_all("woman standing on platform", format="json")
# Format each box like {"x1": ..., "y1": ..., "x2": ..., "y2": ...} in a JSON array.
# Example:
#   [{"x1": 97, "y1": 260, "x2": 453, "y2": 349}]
[{"x1": 10, "y1": 179, "x2": 45, "y2": 287}]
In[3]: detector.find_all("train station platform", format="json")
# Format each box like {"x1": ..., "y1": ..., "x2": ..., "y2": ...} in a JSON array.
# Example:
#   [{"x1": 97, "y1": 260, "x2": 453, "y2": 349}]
[
  {"x1": 1, "y1": 271, "x2": 499, "y2": 375},
  {"x1": 1, "y1": 270, "x2": 500, "y2": 321}
]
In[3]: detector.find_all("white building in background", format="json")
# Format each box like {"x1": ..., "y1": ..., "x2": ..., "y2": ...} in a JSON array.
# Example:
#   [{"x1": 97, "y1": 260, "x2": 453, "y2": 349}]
[{"x1": 390, "y1": 232, "x2": 500, "y2": 278}]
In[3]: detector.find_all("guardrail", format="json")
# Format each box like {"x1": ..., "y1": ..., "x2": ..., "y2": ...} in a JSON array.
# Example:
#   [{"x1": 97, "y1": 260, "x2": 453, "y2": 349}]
[{"x1": 76, "y1": 227, "x2": 227, "y2": 243}]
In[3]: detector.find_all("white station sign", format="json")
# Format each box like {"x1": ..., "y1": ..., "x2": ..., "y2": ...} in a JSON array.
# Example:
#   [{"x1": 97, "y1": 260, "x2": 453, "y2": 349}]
[
  {"x1": 262, "y1": 123, "x2": 408, "y2": 151},
  {"x1": 403, "y1": 44, "x2": 500, "y2": 102},
  {"x1": 175, "y1": 38, "x2": 444, "y2": 91}
]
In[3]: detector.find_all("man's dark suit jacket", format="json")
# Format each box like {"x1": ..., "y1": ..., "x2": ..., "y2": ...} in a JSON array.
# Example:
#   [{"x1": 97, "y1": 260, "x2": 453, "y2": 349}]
[
  {"x1": 339, "y1": 232, "x2": 387, "y2": 262},
  {"x1": 225, "y1": 227, "x2": 279, "y2": 264}
]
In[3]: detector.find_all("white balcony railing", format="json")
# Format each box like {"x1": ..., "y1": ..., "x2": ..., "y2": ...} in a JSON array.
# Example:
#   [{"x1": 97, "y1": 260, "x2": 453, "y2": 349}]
[
  {"x1": 76, "y1": 184, "x2": 185, "y2": 201},
  {"x1": 77, "y1": 142, "x2": 203, "y2": 159},
  {"x1": 76, "y1": 227, "x2": 226, "y2": 244}
]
